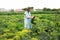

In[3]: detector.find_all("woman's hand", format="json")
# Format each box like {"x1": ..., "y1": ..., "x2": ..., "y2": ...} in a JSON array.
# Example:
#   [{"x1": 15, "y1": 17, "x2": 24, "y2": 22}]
[
  {"x1": 31, "y1": 16, "x2": 35, "y2": 19},
  {"x1": 27, "y1": 16, "x2": 35, "y2": 19}
]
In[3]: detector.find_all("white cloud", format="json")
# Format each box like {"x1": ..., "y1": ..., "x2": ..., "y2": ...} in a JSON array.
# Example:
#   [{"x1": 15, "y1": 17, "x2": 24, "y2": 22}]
[{"x1": 0, "y1": 0, "x2": 60, "y2": 9}]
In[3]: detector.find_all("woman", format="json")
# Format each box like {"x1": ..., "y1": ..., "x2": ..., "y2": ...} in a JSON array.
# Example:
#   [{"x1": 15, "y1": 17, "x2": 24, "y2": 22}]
[{"x1": 24, "y1": 7, "x2": 34, "y2": 29}]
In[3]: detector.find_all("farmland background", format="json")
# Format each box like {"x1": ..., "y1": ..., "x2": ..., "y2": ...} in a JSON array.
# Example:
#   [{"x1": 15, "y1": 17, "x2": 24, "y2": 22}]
[{"x1": 0, "y1": 10, "x2": 60, "y2": 40}]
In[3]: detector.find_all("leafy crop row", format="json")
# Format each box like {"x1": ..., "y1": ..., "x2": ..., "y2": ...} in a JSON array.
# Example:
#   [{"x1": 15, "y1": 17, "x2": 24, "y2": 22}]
[{"x1": 0, "y1": 13, "x2": 60, "y2": 40}]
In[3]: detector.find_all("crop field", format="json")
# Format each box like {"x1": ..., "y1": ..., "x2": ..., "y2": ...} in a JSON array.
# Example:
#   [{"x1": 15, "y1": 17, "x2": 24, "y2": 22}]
[{"x1": 0, "y1": 13, "x2": 60, "y2": 40}]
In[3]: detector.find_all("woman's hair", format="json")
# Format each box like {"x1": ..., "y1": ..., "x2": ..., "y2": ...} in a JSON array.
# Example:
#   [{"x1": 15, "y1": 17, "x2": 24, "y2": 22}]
[{"x1": 26, "y1": 7, "x2": 30, "y2": 10}]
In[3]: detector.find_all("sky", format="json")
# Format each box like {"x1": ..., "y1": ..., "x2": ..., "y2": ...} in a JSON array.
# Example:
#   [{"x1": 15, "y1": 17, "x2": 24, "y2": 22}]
[{"x1": 0, "y1": 0, "x2": 60, "y2": 9}]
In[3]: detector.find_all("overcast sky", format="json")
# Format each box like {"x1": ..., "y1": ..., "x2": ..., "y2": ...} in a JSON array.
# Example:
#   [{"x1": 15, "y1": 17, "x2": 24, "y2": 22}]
[{"x1": 0, "y1": 0, "x2": 60, "y2": 9}]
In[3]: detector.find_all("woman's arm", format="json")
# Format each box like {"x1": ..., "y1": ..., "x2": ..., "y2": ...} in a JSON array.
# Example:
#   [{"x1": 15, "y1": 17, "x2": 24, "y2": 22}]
[
  {"x1": 24, "y1": 14, "x2": 32, "y2": 19},
  {"x1": 24, "y1": 11, "x2": 34, "y2": 19}
]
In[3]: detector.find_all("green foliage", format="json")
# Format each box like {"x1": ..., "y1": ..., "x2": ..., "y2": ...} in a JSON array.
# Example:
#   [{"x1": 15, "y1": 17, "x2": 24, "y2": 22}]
[
  {"x1": 0, "y1": 12, "x2": 60, "y2": 40},
  {"x1": 43, "y1": 7, "x2": 60, "y2": 11}
]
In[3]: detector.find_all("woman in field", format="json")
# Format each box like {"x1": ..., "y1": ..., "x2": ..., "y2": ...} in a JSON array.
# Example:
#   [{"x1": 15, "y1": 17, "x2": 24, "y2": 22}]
[{"x1": 24, "y1": 7, "x2": 34, "y2": 29}]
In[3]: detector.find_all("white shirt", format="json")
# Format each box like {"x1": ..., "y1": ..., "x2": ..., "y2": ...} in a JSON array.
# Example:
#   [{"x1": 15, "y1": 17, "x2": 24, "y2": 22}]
[{"x1": 24, "y1": 11, "x2": 31, "y2": 23}]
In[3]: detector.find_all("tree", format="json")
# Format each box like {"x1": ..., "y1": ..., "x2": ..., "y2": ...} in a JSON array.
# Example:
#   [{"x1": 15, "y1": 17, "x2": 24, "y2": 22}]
[
  {"x1": 22, "y1": 7, "x2": 34, "y2": 11},
  {"x1": 43, "y1": 7, "x2": 47, "y2": 11},
  {"x1": 52, "y1": 9, "x2": 58, "y2": 11},
  {"x1": 10, "y1": 9, "x2": 14, "y2": 12},
  {"x1": 22, "y1": 8, "x2": 27, "y2": 11},
  {"x1": 30, "y1": 7, "x2": 34, "y2": 10},
  {"x1": 43, "y1": 7, "x2": 51, "y2": 11}
]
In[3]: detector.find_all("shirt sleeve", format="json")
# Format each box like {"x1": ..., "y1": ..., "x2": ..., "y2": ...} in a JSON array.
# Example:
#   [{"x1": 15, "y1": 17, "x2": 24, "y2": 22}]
[
  {"x1": 24, "y1": 11, "x2": 31, "y2": 19},
  {"x1": 24, "y1": 11, "x2": 27, "y2": 18},
  {"x1": 24, "y1": 11, "x2": 26, "y2": 15}
]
